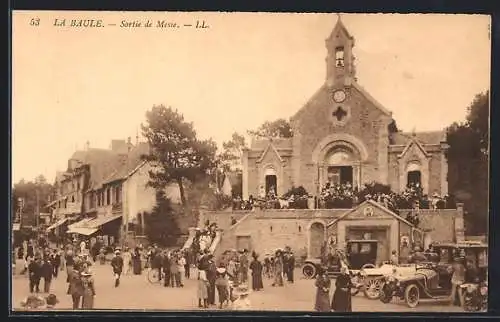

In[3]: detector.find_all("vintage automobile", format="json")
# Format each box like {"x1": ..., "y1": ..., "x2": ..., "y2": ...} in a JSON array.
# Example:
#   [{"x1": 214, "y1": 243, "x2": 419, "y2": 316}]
[
  {"x1": 302, "y1": 239, "x2": 379, "y2": 279},
  {"x1": 379, "y1": 262, "x2": 451, "y2": 308},
  {"x1": 379, "y1": 241, "x2": 488, "y2": 308}
]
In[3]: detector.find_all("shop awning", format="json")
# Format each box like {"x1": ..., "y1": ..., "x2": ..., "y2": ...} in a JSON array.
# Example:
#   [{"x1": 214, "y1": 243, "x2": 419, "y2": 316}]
[
  {"x1": 86, "y1": 214, "x2": 122, "y2": 227},
  {"x1": 67, "y1": 227, "x2": 98, "y2": 236},
  {"x1": 13, "y1": 223, "x2": 20, "y2": 231},
  {"x1": 67, "y1": 218, "x2": 93, "y2": 231},
  {"x1": 46, "y1": 217, "x2": 69, "y2": 232}
]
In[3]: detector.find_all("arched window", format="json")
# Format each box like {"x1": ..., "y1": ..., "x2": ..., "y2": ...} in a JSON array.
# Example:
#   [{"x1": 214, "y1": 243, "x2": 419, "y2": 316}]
[{"x1": 335, "y1": 47, "x2": 345, "y2": 67}]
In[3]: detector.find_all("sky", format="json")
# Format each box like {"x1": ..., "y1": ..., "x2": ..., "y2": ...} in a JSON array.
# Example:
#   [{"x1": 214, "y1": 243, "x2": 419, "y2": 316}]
[{"x1": 12, "y1": 12, "x2": 490, "y2": 184}]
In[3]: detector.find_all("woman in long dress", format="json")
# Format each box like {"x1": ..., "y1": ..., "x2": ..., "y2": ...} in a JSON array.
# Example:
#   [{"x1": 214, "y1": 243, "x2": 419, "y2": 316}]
[
  {"x1": 331, "y1": 266, "x2": 353, "y2": 312},
  {"x1": 314, "y1": 267, "x2": 331, "y2": 312},
  {"x1": 249, "y1": 255, "x2": 264, "y2": 291},
  {"x1": 271, "y1": 250, "x2": 284, "y2": 287},
  {"x1": 81, "y1": 271, "x2": 96, "y2": 309},
  {"x1": 197, "y1": 269, "x2": 209, "y2": 308}
]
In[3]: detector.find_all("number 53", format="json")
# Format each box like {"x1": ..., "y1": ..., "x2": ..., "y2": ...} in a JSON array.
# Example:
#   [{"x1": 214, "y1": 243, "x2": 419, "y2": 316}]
[{"x1": 30, "y1": 18, "x2": 40, "y2": 26}]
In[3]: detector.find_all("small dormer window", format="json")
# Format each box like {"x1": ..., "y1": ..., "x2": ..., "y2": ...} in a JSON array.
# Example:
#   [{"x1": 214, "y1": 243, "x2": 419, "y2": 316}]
[{"x1": 335, "y1": 47, "x2": 345, "y2": 67}]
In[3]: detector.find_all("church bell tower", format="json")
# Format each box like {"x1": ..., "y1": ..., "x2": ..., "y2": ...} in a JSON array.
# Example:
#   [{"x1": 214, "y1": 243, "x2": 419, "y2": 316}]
[{"x1": 325, "y1": 15, "x2": 357, "y2": 86}]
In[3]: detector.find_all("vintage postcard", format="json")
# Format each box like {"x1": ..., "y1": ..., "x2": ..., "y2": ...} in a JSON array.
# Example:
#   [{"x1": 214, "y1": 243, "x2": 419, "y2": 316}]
[{"x1": 11, "y1": 11, "x2": 490, "y2": 313}]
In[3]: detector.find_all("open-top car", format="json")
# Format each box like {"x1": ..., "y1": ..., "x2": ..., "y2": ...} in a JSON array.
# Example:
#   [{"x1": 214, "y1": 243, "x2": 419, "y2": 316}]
[
  {"x1": 379, "y1": 241, "x2": 488, "y2": 308},
  {"x1": 379, "y1": 262, "x2": 451, "y2": 308}
]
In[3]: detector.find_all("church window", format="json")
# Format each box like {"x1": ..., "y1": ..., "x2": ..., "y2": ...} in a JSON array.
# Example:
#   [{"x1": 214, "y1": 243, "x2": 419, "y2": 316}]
[
  {"x1": 332, "y1": 106, "x2": 348, "y2": 122},
  {"x1": 335, "y1": 47, "x2": 345, "y2": 67}
]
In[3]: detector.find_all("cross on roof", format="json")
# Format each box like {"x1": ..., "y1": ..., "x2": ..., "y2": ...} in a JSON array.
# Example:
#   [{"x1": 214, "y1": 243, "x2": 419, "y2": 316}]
[{"x1": 332, "y1": 106, "x2": 347, "y2": 121}]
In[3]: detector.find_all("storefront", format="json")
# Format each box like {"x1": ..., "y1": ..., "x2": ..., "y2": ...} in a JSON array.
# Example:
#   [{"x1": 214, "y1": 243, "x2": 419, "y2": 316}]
[{"x1": 326, "y1": 200, "x2": 423, "y2": 265}]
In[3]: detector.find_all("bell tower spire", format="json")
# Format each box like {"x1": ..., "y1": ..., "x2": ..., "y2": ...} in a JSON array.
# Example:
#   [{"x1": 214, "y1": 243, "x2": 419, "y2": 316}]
[{"x1": 325, "y1": 14, "x2": 356, "y2": 86}]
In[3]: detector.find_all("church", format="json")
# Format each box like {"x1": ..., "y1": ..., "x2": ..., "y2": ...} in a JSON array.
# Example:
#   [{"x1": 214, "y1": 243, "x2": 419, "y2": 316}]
[{"x1": 242, "y1": 17, "x2": 449, "y2": 200}]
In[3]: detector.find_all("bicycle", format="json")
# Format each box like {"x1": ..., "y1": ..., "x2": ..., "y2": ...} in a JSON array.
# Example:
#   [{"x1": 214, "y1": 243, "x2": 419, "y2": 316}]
[{"x1": 147, "y1": 268, "x2": 165, "y2": 284}]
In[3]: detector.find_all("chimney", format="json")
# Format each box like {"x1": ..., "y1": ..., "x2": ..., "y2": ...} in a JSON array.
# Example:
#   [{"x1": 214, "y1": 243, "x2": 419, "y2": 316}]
[{"x1": 127, "y1": 137, "x2": 132, "y2": 152}]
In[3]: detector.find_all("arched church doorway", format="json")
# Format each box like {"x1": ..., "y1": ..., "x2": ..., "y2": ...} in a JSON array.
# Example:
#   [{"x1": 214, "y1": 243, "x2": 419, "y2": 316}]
[
  {"x1": 309, "y1": 222, "x2": 326, "y2": 258},
  {"x1": 325, "y1": 146, "x2": 359, "y2": 187}
]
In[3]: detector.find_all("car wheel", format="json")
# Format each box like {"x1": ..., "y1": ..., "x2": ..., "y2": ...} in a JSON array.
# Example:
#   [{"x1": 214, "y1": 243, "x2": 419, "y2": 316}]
[
  {"x1": 404, "y1": 284, "x2": 420, "y2": 308},
  {"x1": 302, "y1": 263, "x2": 317, "y2": 279},
  {"x1": 363, "y1": 278, "x2": 383, "y2": 299}
]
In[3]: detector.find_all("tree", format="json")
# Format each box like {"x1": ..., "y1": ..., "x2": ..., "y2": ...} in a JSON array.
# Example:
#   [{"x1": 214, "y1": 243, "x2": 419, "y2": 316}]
[
  {"x1": 141, "y1": 105, "x2": 218, "y2": 207},
  {"x1": 219, "y1": 132, "x2": 247, "y2": 171},
  {"x1": 143, "y1": 191, "x2": 181, "y2": 246},
  {"x1": 248, "y1": 118, "x2": 293, "y2": 138},
  {"x1": 446, "y1": 91, "x2": 489, "y2": 234},
  {"x1": 12, "y1": 176, "x2": 54, "y2": 226}
]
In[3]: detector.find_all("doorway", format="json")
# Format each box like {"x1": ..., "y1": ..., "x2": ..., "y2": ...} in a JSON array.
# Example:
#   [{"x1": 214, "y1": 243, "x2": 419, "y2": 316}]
[
  {"x1": 309, "y1": 222, "x2": 326, "y2": 258},
  {"x1": 327, "y1": 166, "x2": 353, "y2": 185},
  {"x1": 265, "y1": 175, "x2": 277, "y2": 195},
  {"x1": 236, "y1": 235, "x2": 252, "y2": 252},
  {"x1": 407, "y1": 171, "x2": 421, "y2": 187}
]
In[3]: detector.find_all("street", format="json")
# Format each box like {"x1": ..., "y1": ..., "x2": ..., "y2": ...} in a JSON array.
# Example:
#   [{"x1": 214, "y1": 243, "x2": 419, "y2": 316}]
[{"x1": 11, "y1": 260, "x2": 464, "y2": 312}]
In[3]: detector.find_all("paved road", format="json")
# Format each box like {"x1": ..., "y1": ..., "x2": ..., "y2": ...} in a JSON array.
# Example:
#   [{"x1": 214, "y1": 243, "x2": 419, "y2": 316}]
[{"x1": 11, "y1": 260, "x2": 464, "y2": 312}]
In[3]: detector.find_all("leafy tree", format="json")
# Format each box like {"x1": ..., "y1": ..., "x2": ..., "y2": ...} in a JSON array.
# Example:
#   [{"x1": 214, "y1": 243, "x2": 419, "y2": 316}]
[
  {"x1": 219, "y1": 132, "x2": 247, "y2": 171},
  {"x1": 446, "y1": 91, "x2": 489, "y2": 234},
  {"x1": 143, "y1": 191, "x2": 181, "y2": 246},
  {"x1": 248, "y1": 118, "x2": 293, "y2": 138},
  {"x1": 141, "y1": 105, "x2": 218, "y2": 207},
  {"x1": 12, "y1": 175, "x2": 54, "y2": 226}
]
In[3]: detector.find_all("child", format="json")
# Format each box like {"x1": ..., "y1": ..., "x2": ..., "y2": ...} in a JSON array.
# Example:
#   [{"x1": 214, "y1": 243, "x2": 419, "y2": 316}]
[
  {"x1": 45, "y1": 294, "x2": 59, "y2": 309},
  {"x1": 215, "y1": 267, "x2": 230, "y2": 309},
  {"x1": 20, "y1": 295, "x2": 45, "y2": 310},
  {"x1": 197, "y1": 269, "x2": 209, "y2": 308},
  {"x1": 231, "y1": 284, "x2": 251, "y2": 310}
]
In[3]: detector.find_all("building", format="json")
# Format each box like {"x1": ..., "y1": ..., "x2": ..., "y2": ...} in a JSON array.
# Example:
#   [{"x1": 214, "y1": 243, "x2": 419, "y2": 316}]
[
  {"x1": 188, "y1": 16, "x2": 464, "y2": 265},
  {"x1": 47, "y1": 138, "x2": 181, "y2": 245},
  {"x1": 242, "y1": 17, "x2": 449, "y2": 199}
]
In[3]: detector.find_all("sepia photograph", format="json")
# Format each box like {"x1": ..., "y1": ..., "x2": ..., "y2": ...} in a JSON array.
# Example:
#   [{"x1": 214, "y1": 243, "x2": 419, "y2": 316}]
[{"x1": 11, "y1": 11, "x2": 490, "y2": 313}]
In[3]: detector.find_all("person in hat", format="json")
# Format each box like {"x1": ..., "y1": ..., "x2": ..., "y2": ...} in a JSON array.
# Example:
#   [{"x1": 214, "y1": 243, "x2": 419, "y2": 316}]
[
  {"x1": 206, "y1": 254, "x2": 217, "y2": 306},
  {"x1": 249, "y1": 253, "x2": 263, "y2": 291},
  {"x1": 331, "y1": 266, "x2": 353, "y2": 312},
  {"x1": 450, "y1": 256, "x2": 466, "y2": 307},
  {"x1": 215, "y1": 267, "x2": 230, "y2": 308},
  {"x1": 122, "y1": 247, "x2": 132, "y2": 275},
  {"x1": 314, "y1": 266, "x2": 331, "y2": 312},
  {"x1": 285, "y1": 251, "x2": 295, "y2": 283},
  {"x1": 28, "y1": 256, "x2": 42, "y2": 294},
  {"x1": 111, "y1": 249, "x2": 124, "y2": 287},
  {"x1": 40, "y1": 257, "x2": 54, "y2": 293},
  {"x1": 81, "y1": 271, "x2": 96, "y2": 309},
  {"x1": 67, "y1": 265, "x2": 84, "y2": 309},
  {"x1": 231, "y1": 284, "x2": 251, "y2": 310},
  {"x1": 238, "y1": 249, "x2": 249, "y2": 284},
  {"x1": 271, "y1": 249, "x2": 284, "y2": 287}
]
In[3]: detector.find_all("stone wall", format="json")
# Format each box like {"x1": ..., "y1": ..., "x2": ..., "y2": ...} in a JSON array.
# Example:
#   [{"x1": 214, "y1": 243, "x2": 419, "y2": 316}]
[{"x1": 203, "y1": 205, "x2": 464, "y2": 259}]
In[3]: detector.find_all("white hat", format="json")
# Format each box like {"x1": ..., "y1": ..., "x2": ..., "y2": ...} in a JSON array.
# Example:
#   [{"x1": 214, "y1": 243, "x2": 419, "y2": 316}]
[{"x1": 216, "y1": 267, "x2": 226, "y2": 274}]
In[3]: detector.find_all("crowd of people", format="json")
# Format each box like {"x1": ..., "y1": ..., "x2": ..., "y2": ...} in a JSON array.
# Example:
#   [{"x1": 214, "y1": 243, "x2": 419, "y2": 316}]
[{"x1": 228, "y1": 182, "x2": 457, "y2": 215}]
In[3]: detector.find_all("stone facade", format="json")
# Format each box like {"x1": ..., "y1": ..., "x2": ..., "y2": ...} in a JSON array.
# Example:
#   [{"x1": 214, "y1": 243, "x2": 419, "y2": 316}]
[
  {"x1": 204, "y1": 202, "x2": 465, "y2": 264},
  {"x1": 242, "y1": 18, "x2": 448, "y2": 199}
]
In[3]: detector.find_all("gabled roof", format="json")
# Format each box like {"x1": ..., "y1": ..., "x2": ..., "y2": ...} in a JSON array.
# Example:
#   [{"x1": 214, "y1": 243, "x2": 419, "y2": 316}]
[
  {"x1": 391, "y1": 131, "x2": 445, "y2": 146},
  {"x1": 351, "y1": 82, "x2": 392, "y2": 116},
  {"x1": 68, "y1": 148, "x2": 121, "y2": 191},
  {"x1": 100, "y1": 142, "x2": 151, "y2": 186},
  {"x1": 326, "y1": 199, "x2": 421, "y2": 230},
  {"x1": 250, "y1": 137, "x2": 292, "y2": 150},
  {"x1": 257, "y1": 141, "x2": 284, "y2": 163},
  {"x1": 398, "y1": 137, "x2": 430, "y2": 159}
]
